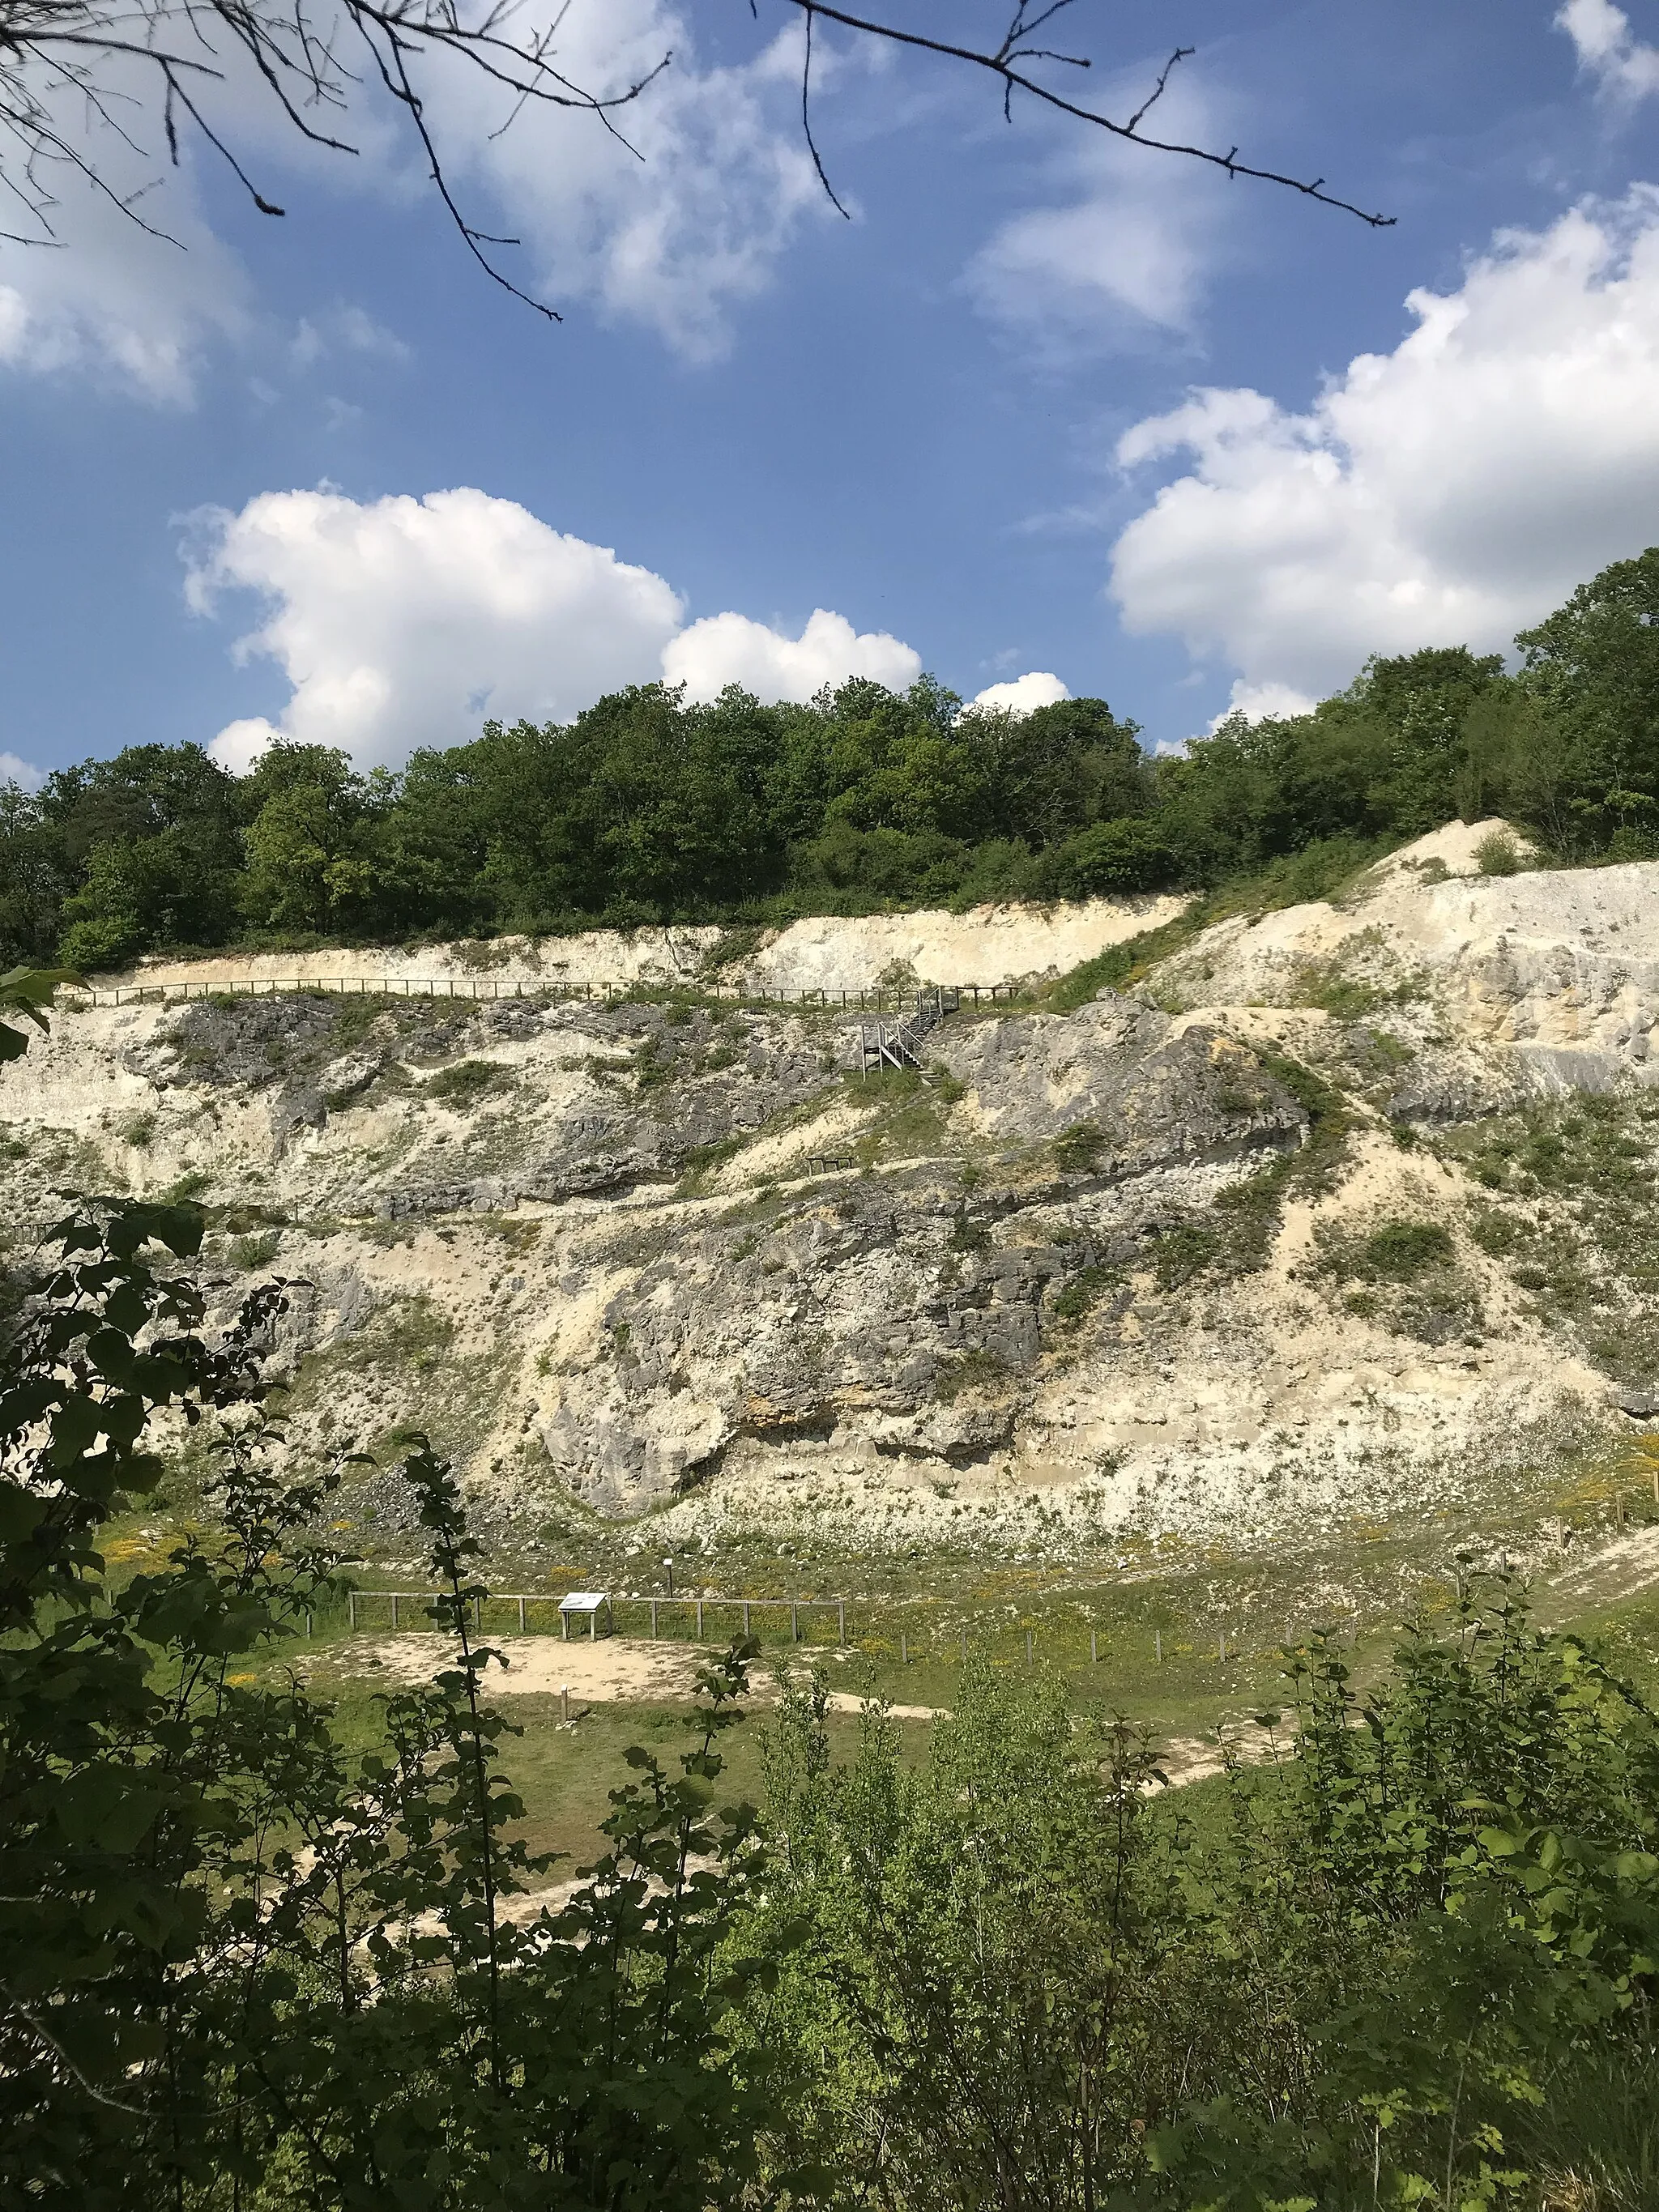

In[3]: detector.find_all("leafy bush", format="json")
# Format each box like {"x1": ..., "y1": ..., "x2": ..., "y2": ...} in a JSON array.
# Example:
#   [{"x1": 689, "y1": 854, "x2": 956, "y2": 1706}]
[
  {"x1": 744, "y1": 1581, "x2": 1659, "y2": 2211},
  {"x1": 1038, "y1": 815, "x2": 1181, "y2": 896},
  {"x1": 1361, "y1": 1217, "x2": 1456, "y2": 1277},
  {"x1": 425, "y1": 1055, "x2": 510, "y2": 1106},
  {"x1": 1052, "y1": 1119, "x2": 1107, "y2": 1173},
  {"x1": 1049, "y1": 1262, "x2": 1121, "y2": 1326},
  {"x1": 1476, "y1": 828, "x2": 1526, "y2": 875}
]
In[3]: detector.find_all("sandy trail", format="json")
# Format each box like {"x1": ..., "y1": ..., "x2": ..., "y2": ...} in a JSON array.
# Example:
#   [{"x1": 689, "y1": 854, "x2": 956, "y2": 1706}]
[
  {"x1": 1543, "y1": 1524, "x2": 1659, "y2": 1609},
  {"x1": 335, "y1": 1631, "x2": 949, "y2": 1722}
]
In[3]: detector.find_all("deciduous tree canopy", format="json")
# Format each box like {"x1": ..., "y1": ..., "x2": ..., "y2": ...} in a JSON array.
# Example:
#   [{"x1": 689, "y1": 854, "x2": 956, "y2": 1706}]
[{"x1": 7, "y1": 549, "x2": 1659, "y2": 972}]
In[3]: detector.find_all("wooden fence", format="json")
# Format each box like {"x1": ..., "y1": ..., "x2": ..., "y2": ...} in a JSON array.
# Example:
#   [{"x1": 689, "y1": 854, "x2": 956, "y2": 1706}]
[
  {"x1": 343, "y1": 1588, "x2": 851, "y2": 1647},
  {"x1": 70, "y1": 975, "x2": 1027, "y2": 1014},
  {"x1": 326, "y1": 1588, "x2": 1380, "y2": 1667}
]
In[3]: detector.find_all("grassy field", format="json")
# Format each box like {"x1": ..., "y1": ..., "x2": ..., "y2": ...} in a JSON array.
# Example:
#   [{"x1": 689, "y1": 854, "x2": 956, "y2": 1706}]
[
  {"x1": 105, "y1": 1438, "x2": 1659, "y2": 1869},
  {"x1": 203, "y1": 1500, "x2": 1659, "y2": 1865}
]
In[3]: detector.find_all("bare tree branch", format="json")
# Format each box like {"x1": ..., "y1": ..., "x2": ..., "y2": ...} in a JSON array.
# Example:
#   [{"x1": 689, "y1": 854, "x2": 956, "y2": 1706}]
[
  {"x1": 778, "y1": 0, "x2": 1396, "y2": 230},
  {"x1": 0, "y1": 0, "x2": 1392, "y2": 326}
]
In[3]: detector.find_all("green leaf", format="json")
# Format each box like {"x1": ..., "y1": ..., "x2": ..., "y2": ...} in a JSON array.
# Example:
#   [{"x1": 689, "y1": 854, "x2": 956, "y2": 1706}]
[{"x1": 55, "y1": 1766, "x2": 165, "y2": 1852}]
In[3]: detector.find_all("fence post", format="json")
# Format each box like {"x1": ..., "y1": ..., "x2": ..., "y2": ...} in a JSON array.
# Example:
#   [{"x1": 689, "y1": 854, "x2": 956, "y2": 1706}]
[
  {"x1": 900, "y1": 1631, "x2": 908, "y2": 1665},
  {"x1": 1154, "y1": 1630, "x2": 1162, "y2": 1663},
  {"x1": 1218, "y1": 1630, "x2": 1226, "y2": 1661},
  {"x1": 791, "y1": 1601, "x2": 800, "y2": 1643},
  {"x1": 476, "y1": 1595, "x2": 484, "y2": 1628},
  {"x1": 518, "y1": 1596, "x2": 527, "y2": 1632},
  {"x1": 390, "y1": 1593, "x2": 399, "y2": 1630},
  {"x1": 838, "y1": 1598, "x2": 846, "y2": 1647},
  {"x1": 697, "y1": 1600, "x2": 704, "y2": 1639},
  {"x1": 1090, "y1": 1630, "x2": 1098, "y2": 1665},
  {"x1": 743, "y1": 1600, "x2": 752, "y2": 1636},
  {"x1": 561, "y1": 1609, "x2": 569, "y2": 1641},
  {"x1": 305, "y1": 1613, "x2": 313, "y2": 1639},
  {"x1": 561, "y1": 1686, "x2": 569, "y2": 1724},
  {"x1": 348, "y1": 1591, "x2": 357, "y2": 1630}
]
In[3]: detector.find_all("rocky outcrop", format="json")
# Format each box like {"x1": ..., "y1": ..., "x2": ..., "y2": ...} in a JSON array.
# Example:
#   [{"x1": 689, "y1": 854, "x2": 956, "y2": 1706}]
[
  {"x1": 1150, "y1": 819, "x2": 1659, "y2": 1095},
  {"x1": 4, "y1": 828, "x2": 1656, "y2": 1558}
]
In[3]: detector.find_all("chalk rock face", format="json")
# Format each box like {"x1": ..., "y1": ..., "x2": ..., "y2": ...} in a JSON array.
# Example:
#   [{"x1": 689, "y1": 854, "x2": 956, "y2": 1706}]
[
  {"x1": 4, "y1": 841, "x2": 1655, "y2": 1555},
  {"x1": 940, "y1": 997, "x2": 1305, "y2": 1166},
  {"x1": 1151, "y1": 823, "x2": 1659, "y2": 1094}
]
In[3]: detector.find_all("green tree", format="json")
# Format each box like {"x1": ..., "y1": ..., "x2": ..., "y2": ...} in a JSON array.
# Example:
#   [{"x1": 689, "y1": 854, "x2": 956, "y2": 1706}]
[
  {"x1": 1516, "y1": 546, "x2": 1659, "y2": 856},
  {"x1": 238, "y1": 742, "x2": 388, "y2": 936},
  {"x1": 42, "y1": 744, "x2": 244, "y2": 968}
]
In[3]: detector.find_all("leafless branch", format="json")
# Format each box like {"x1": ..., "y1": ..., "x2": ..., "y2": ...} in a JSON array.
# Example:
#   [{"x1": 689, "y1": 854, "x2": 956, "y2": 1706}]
[
  {"x1": 800, "y1": 0, "x2": 849, "y2": 220},
  {"x1": 778, "y1": 0, "x2": 1395, "y2": 230},
  {"x1": 0, "y1": 0, "x2": 1392, "y2": 326}
]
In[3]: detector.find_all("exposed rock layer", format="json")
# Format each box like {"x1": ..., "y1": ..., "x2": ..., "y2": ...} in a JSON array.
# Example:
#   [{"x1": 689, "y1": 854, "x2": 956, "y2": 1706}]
[{"x1": 4, "y1": 827, "x2": 1653, "y2": 1556}]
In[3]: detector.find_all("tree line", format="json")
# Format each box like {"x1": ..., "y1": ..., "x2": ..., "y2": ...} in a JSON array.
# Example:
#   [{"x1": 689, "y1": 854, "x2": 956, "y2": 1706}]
[{"x1": 5, "y1": 546, "x2": 1659, "y2": 974}]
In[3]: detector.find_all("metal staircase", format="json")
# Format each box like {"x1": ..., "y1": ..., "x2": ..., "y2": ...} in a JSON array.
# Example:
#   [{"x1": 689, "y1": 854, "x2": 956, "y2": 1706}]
[{"x1": 856, "y1": 987, "x2": 961, "y2": 1076}]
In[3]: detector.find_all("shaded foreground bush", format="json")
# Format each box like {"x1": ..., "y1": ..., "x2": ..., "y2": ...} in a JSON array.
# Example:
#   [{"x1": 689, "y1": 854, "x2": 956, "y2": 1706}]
[{"x1": 4, "y1": 1196, "x2": 1658, "y2": 2208}]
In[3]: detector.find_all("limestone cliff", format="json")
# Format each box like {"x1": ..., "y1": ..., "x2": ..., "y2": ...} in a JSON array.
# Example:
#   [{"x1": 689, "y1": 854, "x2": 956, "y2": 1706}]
[{"x1": 4, "y1": 825, "x2": 1655, "y2": 1562}]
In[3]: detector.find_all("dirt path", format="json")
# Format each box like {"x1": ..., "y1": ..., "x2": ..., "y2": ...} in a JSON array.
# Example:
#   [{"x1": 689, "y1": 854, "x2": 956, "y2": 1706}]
[
  {"x1": 1544, "y1": 1524, "x2": 1659, "y2": 1609},
  {"x1": 335, "y1": 1631, "x2": 951, "y2": 1723}
]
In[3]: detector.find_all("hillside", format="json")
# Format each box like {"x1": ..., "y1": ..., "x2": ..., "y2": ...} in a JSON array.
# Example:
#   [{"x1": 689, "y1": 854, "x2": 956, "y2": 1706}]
[{"x1": 6, "y1": 823, "x2": 1657, "y2": 1588}]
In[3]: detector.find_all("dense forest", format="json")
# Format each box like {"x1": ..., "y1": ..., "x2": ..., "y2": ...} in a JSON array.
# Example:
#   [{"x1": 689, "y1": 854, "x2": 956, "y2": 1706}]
[{"x1": 6, "y1": 547, "x2": 1659, "y2": 972}]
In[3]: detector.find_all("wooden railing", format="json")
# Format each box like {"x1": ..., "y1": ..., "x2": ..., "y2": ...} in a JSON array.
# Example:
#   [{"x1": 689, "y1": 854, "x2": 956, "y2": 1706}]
[{"x1": 71, "y1": 974, "x2": 1027, "y2": 1013}]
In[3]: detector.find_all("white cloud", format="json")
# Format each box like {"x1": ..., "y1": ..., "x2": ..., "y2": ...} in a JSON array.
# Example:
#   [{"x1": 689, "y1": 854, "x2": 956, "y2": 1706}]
[
  {"x1": 964, "y1": 69, "x2": 1232, "y2": 347},
  {"x1": 186, "y1": 488, "x2": 926, "y2": 766},
  {"x1": 289, "y1": 308, "x2": 410, "y2": 372},
  {"x1": 0, "y1": 1, "x2": 843, "y2": 393},
  {"x1": 1556, "y1": 0, "x2": 1659, "y2": 100},
  {"x1": 0, "y1": 87, "x2": 249, "y2": 403},
  {"x1": 663, "y1": 607, "x2": 920, "y2": 702},
  {"x1": 429, "y1": 0, "x2": 840, "y2": 361},
  {"x1": 1110, "y1": 189, "x2": 1659, "y2": 701},
  {"x1": 0, "y1": 751, "x2": 45, "y2": 792},
  {"x1": 185, "y1": 488, "x2": 685, "y2": 769},
  {"x1": 1213, "y1": 681, "x2": 1316, "y2": 727},
  {"x1": 966, "y1": 671, "x2": 1071, "y2": 716}
]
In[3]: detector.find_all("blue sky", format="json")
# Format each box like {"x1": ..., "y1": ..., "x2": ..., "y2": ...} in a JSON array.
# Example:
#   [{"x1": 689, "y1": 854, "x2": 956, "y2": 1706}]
[{"x1": 5, "y1": 0, "x2": 1659, "y2": 784}]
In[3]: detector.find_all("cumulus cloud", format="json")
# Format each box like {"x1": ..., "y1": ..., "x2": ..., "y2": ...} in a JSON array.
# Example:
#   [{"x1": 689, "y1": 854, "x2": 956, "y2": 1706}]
[
  {"x1": 186, "y1": 487, "x2": 926, "y2": 766},
  {"x1": 1556, "y1": 0, "x2": 1659, "y2": 101},
  {"x1": 1109, "y1": 190, "x2": 1659, "y2": 701},
  {"x1": 0, "y1": 751, "x2": 45, "y2": 792},
  {"x1": 0, "y1": 89, "x2": 249, "y2": 403},
  {"x1": 185, "y1": 488, "x2": 685, "y2": 770},
  {"x1": 964, "y1": 68, "x2": 1232, "y2": 347},
  {"x1": 966, "y1": 671, "x2": 1071, "y2": 716},
  {"x1": 663, "y1": 607, "x2": 920, "y2": 702}
]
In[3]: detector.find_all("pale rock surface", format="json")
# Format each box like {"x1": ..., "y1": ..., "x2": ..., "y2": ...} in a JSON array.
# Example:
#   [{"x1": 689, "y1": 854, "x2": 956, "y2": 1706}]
[
  {"x1": 3, "y1": 831, "x2": 1653, "y2": 1558},
  {"x1": 121, "y1": 894, "x2": 1189, "y2": 996}
]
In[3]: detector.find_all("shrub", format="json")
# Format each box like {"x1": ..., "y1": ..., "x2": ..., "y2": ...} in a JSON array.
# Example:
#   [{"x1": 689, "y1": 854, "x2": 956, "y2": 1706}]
[
  {"x1": 1052, "y1": 1119, "x2": 1107, "y2": 1173},
  {"x1": 1041, "y1": 816, "x2": 1182, "y2": 897},
  {"x1": 425, "y1": 1056, "x2": 509, "y2": 1106},
  {"x1": 1475, "y1": 828, "x2": 1525, "y2": 876},
  {"x1": 1362, "y1": 1217, "x2": 1455, "y2": 1278}
]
